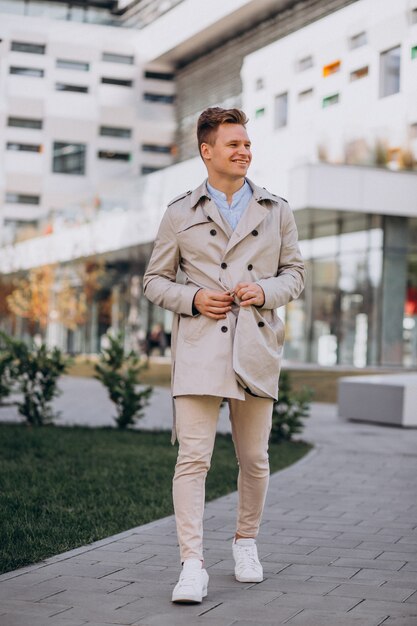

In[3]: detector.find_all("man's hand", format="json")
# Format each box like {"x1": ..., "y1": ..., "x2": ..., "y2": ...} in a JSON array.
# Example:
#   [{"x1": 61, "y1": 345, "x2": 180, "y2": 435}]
[
  {"x1": 193, "y1": 289, "x2": 233, "y2": 319},
  {"x1": 234, "y1": 282, "x2": 265, "y2": 307}
]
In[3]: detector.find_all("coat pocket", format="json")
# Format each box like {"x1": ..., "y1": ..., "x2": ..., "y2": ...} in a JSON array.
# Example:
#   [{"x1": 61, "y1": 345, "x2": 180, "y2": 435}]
[{"x1": 178, "y1": 312, "x2": 209, "y2": 344}]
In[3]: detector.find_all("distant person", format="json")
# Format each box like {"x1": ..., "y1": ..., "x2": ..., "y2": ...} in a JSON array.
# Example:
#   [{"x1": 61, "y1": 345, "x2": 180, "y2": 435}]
[
  {"x1": 144, "y1": 107, "x2": 305, "y2": 603},
  {"x1": 145, "y1": 323, "x2": 167, "y2": 357}
]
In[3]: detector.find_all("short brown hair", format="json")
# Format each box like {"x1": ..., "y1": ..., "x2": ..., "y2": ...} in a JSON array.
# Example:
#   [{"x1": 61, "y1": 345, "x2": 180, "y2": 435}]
[{"x1": 197, "y1": 107, "x2": 249, "y2": 156}]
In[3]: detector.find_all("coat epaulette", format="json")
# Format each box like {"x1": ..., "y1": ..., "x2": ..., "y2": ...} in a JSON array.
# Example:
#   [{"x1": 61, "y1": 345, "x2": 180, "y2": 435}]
[
  {"x1": 261, "y1": 187, "x2": 288, "y2": 204},
  {"x1": 167, "y1": 190, "x2": 192, "y2": 207}
]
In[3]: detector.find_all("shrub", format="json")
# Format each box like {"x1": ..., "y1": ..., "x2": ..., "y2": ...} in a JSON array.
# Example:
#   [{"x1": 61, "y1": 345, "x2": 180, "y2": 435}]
[
  {"x1": 94, "y1": 332, "x2": 153, "y2": 429},
  {"x1": 0, "y1": 333, "x2": 69, "y2": 425},
  {"x1": 0, "y1": 332, "x2": 16, "y2": 404},
  {"x1": 270, "y1": 370, "x2": 313, "y2": 443}
]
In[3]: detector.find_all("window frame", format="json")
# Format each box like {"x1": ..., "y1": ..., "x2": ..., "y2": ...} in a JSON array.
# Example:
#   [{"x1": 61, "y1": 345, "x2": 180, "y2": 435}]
[
  {"x1": 56, "y1": 59, "x2": 90, "y2": 71},
  {"x1": 52, "y1": 141, "x2": 87, "y2": 175},
  {"x1": 9, "y1": 66, "x2": 44, "y2": 77},
  {"x1": 101, "y1": 77, "x2": 133, "y2": 87},
  {"x1": 5, "y1": 192, "x2": 40, "y2": 205},
  {"x1": 274, "y1": 92, "x2": 288, "y2": 128},
  {"x1": 100, "y1": 126, "x2": 132, "y2": 139},
  {"x1": 11, "y1": 41, "x2": 45, "y2": 55},
  {"x1": 379, "y1": 45, "x2": 401, "y2": 98},
  {"x1": 102, "y1": 52, "x2": 134, "y2": 65},
  {"x1": 7, "y1": 117, "x2": 43, "y2": 129}
]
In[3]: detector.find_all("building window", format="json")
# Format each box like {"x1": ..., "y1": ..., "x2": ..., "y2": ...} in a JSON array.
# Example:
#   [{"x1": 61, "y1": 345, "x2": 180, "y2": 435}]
[
  {"x1": 255, "y1": 78, "x2": 264, "y2": 90},
  {"x1": 100, "y1": 126, "x2": 132, "y2": 138},
  {"x1": 143, "y1": 92, "x2": 175, "y2": 104},
  {"x1": 412, "y1": 45, "x2": 417, "y2": 60},
  {"x1": 349, "y1": 32, "x2": 367, "y2": 50},
  {"x1": 255, "y1": 107, "x2": 265, "y2": 118},
  {"x1": 410, "y1": 123, "x2": 417, "y2": 139},
  {"x1": 274, "y1": 92, "x2": 288, "y2": 128},
  {"x1": 141, "y1": 166, "x2": 161, "y2": 175},
  {"x1": 101, "y1": 77, "x2": 133, "y2": 87},
  {"x1": 6, "y1": 192, "x2": 40, "y2": 205},
  {"x1": 7, "y1": 116, "x2": 42, "y2": 129},
  {"x1": 350, "y1": 66, "x2": 369, "y2": 81},
  {"x1": 323, "y1": 60, "x2": 341, "y2": 77},
  {"x1": 144, "y1": 70, "x2": 174, "y2": 81},
  {"x1": 55, "y1": 83, "x2": 89, "y2": 93},
  {"x1": 297, "y1": 55, "x2": 313, "y2": 72},
  {"x1": 298, "y1": 88, "x2": 314, "y2": 101},
  {"x1": 102, "y1": 52, "x2": 134, "y2": 65},
  {"x1": 142, "y1": 144, "x2": 172, "y2": 153},
  {"x1": 412, "y1": 8, "x2": 417, "y2": 24},
  {"x1": 53, "y1": 142, "x2": 86, "y2": 175},
  {"x1": 98, "y1": 151, "x2": 130, "y2": 161},
  {"x1": 380, "y1": 45, "x2": 401, "y2": 97},
  {"x1": 56, "y1": 59, "x2": 89, "y2": 71},
  {"x1": 322, "y1": 93, "x2": 340, "y2": 107},
  {"x1": 11, "y1": 41, "x2": 45, "y2": 54},
  {"x1": 6, "y1": 142, "x2": 41, "y2": 152},
  {"x1": 10, "y1": 66, "x2": 44, "y2": 77}
]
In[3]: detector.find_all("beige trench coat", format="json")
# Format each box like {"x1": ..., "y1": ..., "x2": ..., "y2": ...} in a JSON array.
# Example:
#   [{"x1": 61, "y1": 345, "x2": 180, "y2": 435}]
[{"x1": 143, "y1": 178, "x2": 305, "y2": 416}]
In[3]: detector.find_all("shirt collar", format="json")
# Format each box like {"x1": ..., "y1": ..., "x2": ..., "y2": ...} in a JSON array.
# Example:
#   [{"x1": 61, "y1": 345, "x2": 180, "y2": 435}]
[
  {"x1": 188, "y1": 177, "x2": 276, "y2": 209},
  {"x1": 206, "y1": 179, "x2": 251, "y2": 206}
]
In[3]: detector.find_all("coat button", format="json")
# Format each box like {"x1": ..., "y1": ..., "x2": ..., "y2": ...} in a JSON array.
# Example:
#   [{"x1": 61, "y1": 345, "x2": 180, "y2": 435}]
[
  {"x1": 210, "y1": 229, "x2": 217, "y2": 236},
  {"x1": 221, "y1": 326, "x2": 228, "y2": 333},
  {"x1": 221, "y1": 262, "x2": 227, "y2": 269},
  {"x1": 252, "y1": 229, "x2": 258, "y2": 236},
  {"x1": 247, "y1": 263, "x2": 253, "y2": 271},
  {"x1": 258, "y1": 321, "x2": 265, "y2": 327}
]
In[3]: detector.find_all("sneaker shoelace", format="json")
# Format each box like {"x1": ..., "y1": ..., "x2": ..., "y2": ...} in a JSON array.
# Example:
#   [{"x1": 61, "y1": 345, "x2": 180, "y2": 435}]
[
  {"x1": 236, "y1": 544, "x2": 260, "y2": 567},
  {"x1": 177, "y1": 570, "x2": 201, "y2": 589}
]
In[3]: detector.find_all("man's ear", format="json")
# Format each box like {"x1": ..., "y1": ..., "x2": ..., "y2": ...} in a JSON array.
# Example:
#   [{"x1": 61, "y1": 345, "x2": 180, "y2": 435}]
[{"x1": 200, "y1": 143, "x2": 211, "y2": 161}]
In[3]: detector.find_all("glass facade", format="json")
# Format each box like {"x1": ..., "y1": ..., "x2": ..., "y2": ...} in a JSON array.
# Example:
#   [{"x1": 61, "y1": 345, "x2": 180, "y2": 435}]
[
  {"x1": 284, "y1": 211, "x2": 417, "y2": 368},
  {"x1": 0, "y1": 0, "x2": 117, "y2": 24}
]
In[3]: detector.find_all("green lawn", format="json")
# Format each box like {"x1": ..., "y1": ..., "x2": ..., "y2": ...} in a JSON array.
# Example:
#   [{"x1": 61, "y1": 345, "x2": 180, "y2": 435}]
[{"x1": 0, "y1": 424, "x2": 312, "y2": 575}]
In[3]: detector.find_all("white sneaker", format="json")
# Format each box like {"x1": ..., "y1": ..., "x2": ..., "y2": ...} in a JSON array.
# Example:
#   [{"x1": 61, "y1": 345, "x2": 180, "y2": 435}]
[
  {"x1": 232, "y1": 538, "x2": 263, "y2": 583},
  {"x1": 172, "y1": 558, "x2": 209, "y2": 603}
]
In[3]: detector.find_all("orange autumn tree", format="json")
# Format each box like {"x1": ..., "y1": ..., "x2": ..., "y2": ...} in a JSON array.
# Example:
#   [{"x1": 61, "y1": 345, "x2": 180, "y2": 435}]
[
  {"x1": 7, "y1": 265, "x2": 55, "y2": 332},
  {"x1": 6, "y1": 259, "x2": 107, "y2": 336},
  {"x1": 81, "y1": 259, "x2": 105, "y2": 303},
  {"x1": 55, "y1": 260, "x2": 105, "y2": 331},
  {"x1": 55, "y1": 277, "x2": 88, "y2": 331},
  {"x1": 0, "y1": 278, "x2": 13, "y2": 319}
]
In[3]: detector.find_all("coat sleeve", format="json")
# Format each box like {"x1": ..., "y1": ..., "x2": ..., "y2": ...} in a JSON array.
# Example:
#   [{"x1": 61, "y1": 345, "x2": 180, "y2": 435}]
[
  {"x1": 256, "y1": 202, "x2": 305, "y2": 310},
  {"x1": 143, "y1": 207, "x2": 200, "y2": 316}
]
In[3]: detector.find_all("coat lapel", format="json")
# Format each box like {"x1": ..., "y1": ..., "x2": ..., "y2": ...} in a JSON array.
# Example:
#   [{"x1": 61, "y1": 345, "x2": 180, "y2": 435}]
[
  {"x1": 188, "y1": 178, "x2": 276, "y2": 247},
  {"x1": 189, "y1": 181, "x2": 229, "y2": 236},
  {"x1": 202, "y1": 199, "x2": 230, "y2": 236},
  {"x1": 224, "y1": 195, "x2": 269, "y2": 255}
]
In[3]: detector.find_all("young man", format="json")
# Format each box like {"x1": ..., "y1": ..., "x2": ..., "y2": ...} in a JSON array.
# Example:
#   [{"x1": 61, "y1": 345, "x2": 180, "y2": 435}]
[{"x1": 143, "y1": 107, "x2": 305, "y2": 603}]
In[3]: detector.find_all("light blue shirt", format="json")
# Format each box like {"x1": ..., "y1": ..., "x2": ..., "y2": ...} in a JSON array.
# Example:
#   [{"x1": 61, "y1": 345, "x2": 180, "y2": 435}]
[{"x1": 207, "y1": 179, "x2": 253, "y2": 231}]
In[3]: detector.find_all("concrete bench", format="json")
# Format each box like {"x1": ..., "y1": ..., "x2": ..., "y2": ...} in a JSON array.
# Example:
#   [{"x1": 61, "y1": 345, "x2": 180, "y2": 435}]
[{"x1": 338, "y1": 373, "x2": 417, "y2": 427}]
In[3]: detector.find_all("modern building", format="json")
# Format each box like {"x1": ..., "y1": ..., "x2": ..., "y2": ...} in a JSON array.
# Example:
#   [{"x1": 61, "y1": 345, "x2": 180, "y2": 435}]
[
  {"x1": 0, "y1": 3, "x2": 176, "y2": 244},
  {"x1": 0, "y1": 0, "x2": 416, "y2": 368}
]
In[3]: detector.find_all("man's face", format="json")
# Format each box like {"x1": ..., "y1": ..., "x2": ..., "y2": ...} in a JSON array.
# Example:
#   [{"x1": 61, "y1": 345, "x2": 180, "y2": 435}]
[{"x1": 201, "y1": 123, "x2": 252, "y2": 180}]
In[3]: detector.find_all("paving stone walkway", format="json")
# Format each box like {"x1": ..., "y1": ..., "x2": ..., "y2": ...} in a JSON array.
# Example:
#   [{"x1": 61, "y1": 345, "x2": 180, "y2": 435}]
[{"x1": 1, "y1": 379, "x2": 417, "y2": 625}]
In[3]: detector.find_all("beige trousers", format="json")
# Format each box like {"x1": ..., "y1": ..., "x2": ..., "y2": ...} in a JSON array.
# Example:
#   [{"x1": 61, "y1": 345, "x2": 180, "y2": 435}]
[{"x1": 173, "y1": 393, "x2": 273, "y2": 562}]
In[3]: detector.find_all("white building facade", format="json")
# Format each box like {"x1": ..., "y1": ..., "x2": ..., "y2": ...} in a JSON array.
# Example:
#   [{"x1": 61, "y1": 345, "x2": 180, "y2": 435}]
[
  {"x1": 1, "y1": 0, "x2": 417, "y2": 368},
  {"x1": 0, "y1": 10, "x2": 176, "y2": 244}
]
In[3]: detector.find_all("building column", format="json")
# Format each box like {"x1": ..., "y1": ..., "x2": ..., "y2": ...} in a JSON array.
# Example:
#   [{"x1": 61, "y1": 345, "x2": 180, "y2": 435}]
[{"x1": 380, "y1": 216, "x2": 408, "y2": 366}]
